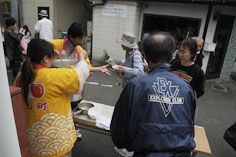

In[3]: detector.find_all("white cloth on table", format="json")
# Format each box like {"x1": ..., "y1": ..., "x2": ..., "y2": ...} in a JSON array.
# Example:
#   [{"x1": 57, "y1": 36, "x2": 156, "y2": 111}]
[{"x1": 95, "y1": 115, "x2": 111, "y2": 130}]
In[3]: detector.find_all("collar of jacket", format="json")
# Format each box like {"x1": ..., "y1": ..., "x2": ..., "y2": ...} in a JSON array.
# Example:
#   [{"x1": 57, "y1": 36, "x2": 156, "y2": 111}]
[
  {"x1": 149, "y1": 64, "x2": 172, "y2": 73},
  {"x1": 127, "y1": 48, "x2": 138, "y2": 56},
  {"x1": 32, "y1": 62, "x2": 48, "y2": 70},
  {"x1": 6, "y1": 28, "x2": 14, "y2": 33}
]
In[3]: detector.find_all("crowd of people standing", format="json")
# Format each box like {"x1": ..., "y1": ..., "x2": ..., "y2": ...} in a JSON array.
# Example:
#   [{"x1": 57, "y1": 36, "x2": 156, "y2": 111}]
[{"x1": 2, "y1": 9, "x2": 206, "y2": 157}]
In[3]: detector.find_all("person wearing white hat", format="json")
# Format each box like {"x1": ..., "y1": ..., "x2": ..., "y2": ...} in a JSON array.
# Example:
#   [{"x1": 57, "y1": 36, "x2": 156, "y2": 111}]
[
  {"x1": 35, "y1": 10, "x2": 54, "y2": 41},
  {"x1": 115, "y1": 32, "x2": 146, "y2": 87}
]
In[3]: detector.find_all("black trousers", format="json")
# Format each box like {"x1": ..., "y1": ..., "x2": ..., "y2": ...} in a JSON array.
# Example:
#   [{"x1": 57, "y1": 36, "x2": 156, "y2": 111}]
[{"x1": 10, "y1": 60, "x2": 21, "y2": 79}]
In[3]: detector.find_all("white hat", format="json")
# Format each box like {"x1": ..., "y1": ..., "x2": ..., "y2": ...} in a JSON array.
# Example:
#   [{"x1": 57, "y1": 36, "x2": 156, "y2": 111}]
[
  {"x1": 39, "y1": 10, "x2": 48, "y2": 17},
  {"x1": 117, "y1": 32, "x2": 138, "y2": 49}
]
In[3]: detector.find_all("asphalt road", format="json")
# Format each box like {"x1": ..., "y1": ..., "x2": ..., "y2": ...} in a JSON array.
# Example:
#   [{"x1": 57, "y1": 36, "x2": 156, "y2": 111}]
[{"x1": 73, "y1": 60, "x2": 123, "y2": 157}]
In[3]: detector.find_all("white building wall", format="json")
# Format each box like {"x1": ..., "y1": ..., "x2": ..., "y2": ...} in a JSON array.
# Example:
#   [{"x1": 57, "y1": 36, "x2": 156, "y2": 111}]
[
  {"x1": 53, "y1": 0, "x2": 89, "y2": 38},
  {"x1": 141, "y1": 2, "x2": 208, "y2": 72},
  {"x1": 141, "y1": 2, "x2": 208, "y2": 38},
  {"x1": 92, "y1": 1, "x2": 140, "y2": 61},
  {"x1": 203, "y1": 5, "x2": 236, "y2": 76},
  {"x1": 140, "y1": 2, "x2": 236, "y2": 75},
  {"x1": 19, "y1": 0, "x2": 54, "y2": 37},
  {"x1": 133, "y1": 5, "x2": 141, "y2": 44},
  {"x1": 19, "y1": 0, "x2": 88, "y2": 39}
]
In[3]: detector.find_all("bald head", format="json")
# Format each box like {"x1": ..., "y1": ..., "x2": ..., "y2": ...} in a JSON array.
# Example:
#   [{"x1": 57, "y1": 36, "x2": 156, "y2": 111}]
[
  {"x1": 152, "y1": 34, "x2": 166, "y2": 41},
  {"x1": 142, "y1": 32, "x2": 175, "y2": 64},
  {"x1": 192, "y1": 37, "x2": 204, "y2": 52}
]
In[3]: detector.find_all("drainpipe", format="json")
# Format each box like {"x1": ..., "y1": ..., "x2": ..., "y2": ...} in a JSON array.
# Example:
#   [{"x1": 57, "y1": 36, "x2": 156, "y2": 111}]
[
  {"x1": 89, "y1": 0, "x2": 107, "y2": 61},
  {"x1": 202, "y1": 4, "x2": 213, "y2": 41}
]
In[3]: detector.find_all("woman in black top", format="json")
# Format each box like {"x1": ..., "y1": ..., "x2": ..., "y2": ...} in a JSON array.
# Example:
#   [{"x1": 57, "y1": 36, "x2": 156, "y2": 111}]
[{"x1": 171, "y1": 38, "x2": 205, "y2": 98}]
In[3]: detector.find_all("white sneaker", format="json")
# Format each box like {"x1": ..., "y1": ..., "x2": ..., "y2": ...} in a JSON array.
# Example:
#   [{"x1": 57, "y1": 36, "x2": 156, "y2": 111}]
[
  {"x1": 114, "y1": 146, "x2": 134, "y2": 157},
  {"x1": 76, "y1": 131, "x2": 82, "y2": 138},
  {"x1": 75, "y1": 128, "x2": 82, "y2": 140}
]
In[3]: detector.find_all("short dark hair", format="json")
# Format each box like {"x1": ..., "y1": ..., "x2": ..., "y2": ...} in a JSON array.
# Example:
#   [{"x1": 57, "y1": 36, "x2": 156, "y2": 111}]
[
  {"x1": 180, "y1": 38, "x2": 197, "y2": 61},
  {"x1": 67, "y1": 22, "x2": 85, "y2": 39},
  {"x1": 142, "y1": 32, "x2": 175, "y2": 64},
  {"x1": 5, "y1": 17, "x2": 16, "y2": 28}
]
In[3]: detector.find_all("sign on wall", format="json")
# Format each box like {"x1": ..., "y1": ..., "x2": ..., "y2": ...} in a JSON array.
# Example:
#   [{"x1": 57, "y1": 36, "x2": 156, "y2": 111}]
[{"x1": 102, "y1": 4, "x2": 127, "y2": 17}]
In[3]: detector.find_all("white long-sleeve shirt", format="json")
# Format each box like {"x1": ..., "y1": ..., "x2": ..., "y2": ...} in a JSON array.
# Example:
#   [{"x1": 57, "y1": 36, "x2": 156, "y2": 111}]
[
  {"x1": 23, "y1": 31, "x2": 31, "y2": 44},
  {"x1": 35, "y1": 17, "x2": 54, "y2": 41}
]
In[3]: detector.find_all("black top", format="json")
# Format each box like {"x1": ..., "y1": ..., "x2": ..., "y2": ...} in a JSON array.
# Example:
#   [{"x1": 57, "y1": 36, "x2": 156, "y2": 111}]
[
  {"x1": 4, "y1": 29, "x2": 23, "y2": 61},
  {"x1": 171, "y1": 61, "x2": 205, "y2": 98},
  {"x1": 194, "y1": 53, "x2": 204, "y2": 68}
]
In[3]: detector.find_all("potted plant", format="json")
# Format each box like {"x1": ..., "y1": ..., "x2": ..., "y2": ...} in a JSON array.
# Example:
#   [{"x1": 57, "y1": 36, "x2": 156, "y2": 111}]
[{"x1": 102, "y1": 49, "x2": 116, "y2": 66}]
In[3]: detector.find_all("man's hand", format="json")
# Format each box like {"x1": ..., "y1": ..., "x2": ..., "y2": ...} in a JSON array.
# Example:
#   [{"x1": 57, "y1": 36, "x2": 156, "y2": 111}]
[
  {"x1": 98, "y1": 64, "x2": 112, "y2": 76},
  {"x1": 90, "y1": 64, "x2": 112, "y2": 76}
]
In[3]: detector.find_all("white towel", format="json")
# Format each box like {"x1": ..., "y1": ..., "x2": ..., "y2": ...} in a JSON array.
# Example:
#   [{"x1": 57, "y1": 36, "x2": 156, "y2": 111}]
[{"x1": 95, "y1": 115, "x2": 111, "y2": 130}]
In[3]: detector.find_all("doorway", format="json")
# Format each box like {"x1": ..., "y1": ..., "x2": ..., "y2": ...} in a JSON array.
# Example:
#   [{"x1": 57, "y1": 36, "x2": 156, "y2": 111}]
[
  {"x1": 205, "y1": 15, "x2": 235, "y2": 79},
  {"x1": 141, "y1": 14, "x2": 201, "y2": 46}
]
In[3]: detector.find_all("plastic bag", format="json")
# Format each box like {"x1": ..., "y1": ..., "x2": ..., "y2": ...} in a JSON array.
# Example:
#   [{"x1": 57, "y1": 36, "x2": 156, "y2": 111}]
[{"x1": 224, "y1": 122, "x2": 236, "y2": 151}]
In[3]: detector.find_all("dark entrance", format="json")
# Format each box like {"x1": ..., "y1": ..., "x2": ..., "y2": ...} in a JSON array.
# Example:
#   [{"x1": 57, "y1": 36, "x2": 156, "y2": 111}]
[
  {"x1": 38, "y1": 7, "x2": 50, "y2": 20},
  {"x1": 205, "y1": 15, "x2": 235, "y2": 79},
  {"x1": 141, "y1": 14, "x2": 201, "y2": 46}
]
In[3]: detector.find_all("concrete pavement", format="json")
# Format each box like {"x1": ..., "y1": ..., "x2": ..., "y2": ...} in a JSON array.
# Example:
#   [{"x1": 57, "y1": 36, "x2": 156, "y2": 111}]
[
  {"x1": 73, "y1": 60, "x2": 236, "y2": 157},
  {"x1": 194, "y1": 79, "x2": 236, "y2": 156},
  {"x1": 6, "y1": 60, "x2": 236, "y2": 156}
]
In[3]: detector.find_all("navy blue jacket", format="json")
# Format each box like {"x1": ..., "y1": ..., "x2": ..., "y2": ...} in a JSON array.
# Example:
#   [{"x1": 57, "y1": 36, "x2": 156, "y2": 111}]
[{"x1": 110, "y1": 65, "x2": 196, "y2": 157}]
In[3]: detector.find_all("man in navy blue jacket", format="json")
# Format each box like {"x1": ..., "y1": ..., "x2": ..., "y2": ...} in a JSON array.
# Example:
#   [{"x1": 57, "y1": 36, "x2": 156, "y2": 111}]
[{"x1": 110, "y1": 32, "x2": 196, "y2": 157}]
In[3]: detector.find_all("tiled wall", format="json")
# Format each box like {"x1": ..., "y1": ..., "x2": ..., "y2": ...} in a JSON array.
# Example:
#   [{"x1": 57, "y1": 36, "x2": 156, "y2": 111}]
[
  {"x1": 92, "y1": 1, "x2": 140, "y2": 61},
  {"x1": 220, "y1": 19, "x2": 236, "y2": 80}
]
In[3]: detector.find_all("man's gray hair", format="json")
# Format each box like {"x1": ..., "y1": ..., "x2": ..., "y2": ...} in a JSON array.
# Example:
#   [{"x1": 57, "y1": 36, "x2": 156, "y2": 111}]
[{"x1": 192, "y1": 36, "x2": 204, "y2": 43}]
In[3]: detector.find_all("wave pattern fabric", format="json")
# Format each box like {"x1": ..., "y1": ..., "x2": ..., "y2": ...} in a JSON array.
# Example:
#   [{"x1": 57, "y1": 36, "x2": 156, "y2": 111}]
[{"x1": 27, "y1": 111, "x2": 76, "y2": 156}]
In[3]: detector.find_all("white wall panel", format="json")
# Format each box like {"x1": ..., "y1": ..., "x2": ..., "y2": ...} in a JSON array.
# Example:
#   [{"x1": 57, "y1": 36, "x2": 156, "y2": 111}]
[
  {"x1": 19, "y1": 0, "x2": 54, "y2": 37},
  {"x1": 142, "y1": 2, "x2": 208, "y2": 39},
  {"x1": 19, "y1": 0, "x2": 89, "y2": 39},
  {"x1": 92, "y1": 1, "x2": 141, "y2": 61},
  {"x1": 202, "y1": 5, "x2": 236, "y2": 74}
]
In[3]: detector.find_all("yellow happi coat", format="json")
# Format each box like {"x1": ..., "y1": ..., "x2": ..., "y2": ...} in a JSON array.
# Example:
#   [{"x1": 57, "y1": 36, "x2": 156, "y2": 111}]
[
  {"x1": 50, "y1": 39, "x2": 92, "y2": 76},
  {"x1": 17, "y1": 65, "x2": 85, "y2": 156}
]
